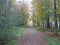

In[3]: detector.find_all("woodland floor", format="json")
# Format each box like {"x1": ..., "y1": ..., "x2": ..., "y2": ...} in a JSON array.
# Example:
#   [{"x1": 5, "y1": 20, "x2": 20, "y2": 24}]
[{"x1": 17, "y1": 28, "x2": 47, "y2": 45}]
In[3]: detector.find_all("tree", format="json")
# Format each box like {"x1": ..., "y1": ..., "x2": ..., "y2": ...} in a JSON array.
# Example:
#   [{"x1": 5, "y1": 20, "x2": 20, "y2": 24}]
[
  {"x1": 54, "y1": 0, "x2": 58, "y2": 29},
  {"x1": 33, "y1": 0, "x2": 45, "y2": 27}
]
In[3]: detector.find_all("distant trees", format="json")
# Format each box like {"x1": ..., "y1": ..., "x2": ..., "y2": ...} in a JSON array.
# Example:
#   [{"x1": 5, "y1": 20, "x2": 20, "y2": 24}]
[
  {"x1": 0, "y1": 0, "x2": 29, "y2": 30},
  {"x1": 33, "y1": 0, "x2": 60, "y2": 30},
  {"x1": 33, "y1": 0, "x2": 45, "y2": 28},
  {"x1": 57, "y1": 0, "x2": 60, "y2": 30},
  {"x1": 14, "y1": 2, "x2": 29, "y2": 26}
]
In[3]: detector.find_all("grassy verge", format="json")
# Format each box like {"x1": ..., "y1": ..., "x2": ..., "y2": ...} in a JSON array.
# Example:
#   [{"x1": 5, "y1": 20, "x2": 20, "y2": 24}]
[
  {"x1": 36, "y1": 27, "x2": 46, "y2": 32},
  {"x1": 1, "y1": 26, "x2": 27, "y2": 45},
  {"x1": 45, "y1": 36, "x2": 60, "y2": 45},
  {"x1": 36, "y1": 27, "x2": 60, "y2": 32}
]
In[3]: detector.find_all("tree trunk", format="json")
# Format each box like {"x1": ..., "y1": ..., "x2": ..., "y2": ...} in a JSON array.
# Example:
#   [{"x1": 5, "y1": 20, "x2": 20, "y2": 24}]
[
  {"x1": 47, "y1": 16, "x2": 50, "y2": 28},
  {"x1": 54, "y1": 0, "x2": 58, "y2": 29}
]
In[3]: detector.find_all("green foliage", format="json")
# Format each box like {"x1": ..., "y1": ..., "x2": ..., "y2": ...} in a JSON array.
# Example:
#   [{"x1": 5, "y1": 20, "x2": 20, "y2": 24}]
[
  {"x1": 36, "y1": 27, "x2": 46, "y2": 32},
  {"x1": 0, "y1": 26, "x2": 27, "y2": 45},
  {"x1": 0, "y1": 0, "x2": 28, "y2": 30},
  {"x1": 45, "y1": 37, "x2": 60, "y2": 45},
  {"x1": 0, "y1": 0, "x2": 28, "y2": 45},
  {"x1": 33, "y1": 0, "x2": 60, "y2": 30}
]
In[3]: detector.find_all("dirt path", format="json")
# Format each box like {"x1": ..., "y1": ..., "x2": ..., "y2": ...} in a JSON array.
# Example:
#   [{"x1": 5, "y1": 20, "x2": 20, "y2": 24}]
[{"x1": 17, "y1": 28, "x2": 47, "y2": 45}]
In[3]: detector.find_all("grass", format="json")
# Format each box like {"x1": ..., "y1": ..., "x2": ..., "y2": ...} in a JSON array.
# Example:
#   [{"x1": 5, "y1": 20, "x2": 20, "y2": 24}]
[
  {"x1": 45, "y1": 36, "x2": 60, "y2": 45},
  {"x1": 36, "y1": 27, "x2": 46, "y2": 32},
  {"x1": 1, "y1": 26, "x2": 27, "y2": 45},
  {"x1": 36, "y1": 27, "x2": 60, "y2": 32},
  {"x1": 8, "y1": 26, "x2": 27, "y2": 37},
  {"x1": 20, "y1": 25, "x2": 27, "y2": 28}
]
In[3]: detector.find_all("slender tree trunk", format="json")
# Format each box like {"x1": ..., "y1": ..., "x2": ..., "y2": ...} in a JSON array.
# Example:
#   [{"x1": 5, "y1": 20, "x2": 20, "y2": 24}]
[
  {"x1": 47, "y1": 0, "x2": 50, "y2": 29},
  {"x1": 47, "y1": 17, "x2": 50, "y2": 28},
  {"x1": 59, "y1": 18, "x2": 60, "y2": 30},
  {"x1": 54, "y1": 0, "x2": 58, "y2": 29}
]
